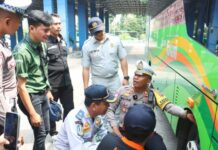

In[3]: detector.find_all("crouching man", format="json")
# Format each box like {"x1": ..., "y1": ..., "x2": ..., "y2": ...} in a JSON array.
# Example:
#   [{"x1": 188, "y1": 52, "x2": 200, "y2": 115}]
[{"x1": 54, "y1": 84, "x2": 116, "y2": 150}]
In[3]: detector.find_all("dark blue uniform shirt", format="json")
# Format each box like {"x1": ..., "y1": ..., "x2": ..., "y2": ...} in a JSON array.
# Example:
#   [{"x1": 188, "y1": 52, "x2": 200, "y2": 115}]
[{"x1": 97, "y1": 132, "x2": 167, "y2": 150}]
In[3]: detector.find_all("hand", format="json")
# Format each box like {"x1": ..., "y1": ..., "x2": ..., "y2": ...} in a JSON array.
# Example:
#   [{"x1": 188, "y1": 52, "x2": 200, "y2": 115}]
[
  {"x1": 113, "y1": 127, "x2": 123, "y2": 138},
  {"x1": 186, "y1": 113, "x2": 196, "y2": 124},
  {"x1": 46, "y1": 90, "x2": 53, "y2": 101},
  {"x1": 122, "y1": 79, "x2": 129, "y2": 86},
  {"x1": 0, "y1": 134, "x2": 9, "y2": 145},
  {"x1": 30, "y1": 112, "x2": 41, "y2": 127},
  {"x1": 0, "y1": 134, "x2": 24, "y2": 148}
]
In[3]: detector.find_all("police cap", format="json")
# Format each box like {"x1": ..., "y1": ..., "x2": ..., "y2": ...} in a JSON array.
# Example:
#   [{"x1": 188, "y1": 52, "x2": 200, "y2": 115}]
[
  {"x1": 85, "y1": 84, "x2": 115, "y2": 104},
  {"x1": 0, "y1": 0, "x2": 31, "y2": 16},
  {"x1": 135, "y1": 60, "x2": 155, "y2": 77},
  {"x1": 88, "y1": 17, "x2": 104, "y2": 35}
]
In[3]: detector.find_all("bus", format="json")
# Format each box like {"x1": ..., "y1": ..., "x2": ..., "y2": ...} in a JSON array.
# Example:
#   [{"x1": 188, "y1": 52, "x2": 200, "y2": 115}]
[{"x1": 146, "y1": 0, "x2": 218, "y2": 149}]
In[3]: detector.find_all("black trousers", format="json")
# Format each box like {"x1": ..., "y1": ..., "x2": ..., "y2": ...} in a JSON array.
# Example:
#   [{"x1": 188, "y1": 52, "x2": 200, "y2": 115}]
[{"x1": 50, "y1": 84, "x2": 74, "y2": 134}]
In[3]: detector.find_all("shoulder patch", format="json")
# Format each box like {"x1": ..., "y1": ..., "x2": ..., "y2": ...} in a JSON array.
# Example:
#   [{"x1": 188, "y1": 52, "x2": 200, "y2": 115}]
[
  {"x1": 76, "y1": 110, "x2": 85, "y2": 120},
  {"x1": 83, "y1": 122, "x2": 91, "y2": 132},
  {"x1": 153, "y1": 90, "x2": 171, "y2": 110},
  {"x1": 76, "y1": 124, "x2": 84, "y2": 136}
]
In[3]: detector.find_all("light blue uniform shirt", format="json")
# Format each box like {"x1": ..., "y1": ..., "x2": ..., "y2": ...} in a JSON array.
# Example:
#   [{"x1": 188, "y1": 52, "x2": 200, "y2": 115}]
[
  {"x1": 54, "y1": 105, "x2": 107, "y2": 150},
  {"x1": 82, "y1": 34, "x2": 127, "y2": 94},
  {"x1": 82, "y1": 34, "x2": 127, "y2": 78}
]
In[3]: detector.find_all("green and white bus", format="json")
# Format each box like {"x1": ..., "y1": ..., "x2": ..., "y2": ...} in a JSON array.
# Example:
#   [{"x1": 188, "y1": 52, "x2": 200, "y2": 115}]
[{"x1": 146, "y1": 0, "x2": 218, "y2": 149}]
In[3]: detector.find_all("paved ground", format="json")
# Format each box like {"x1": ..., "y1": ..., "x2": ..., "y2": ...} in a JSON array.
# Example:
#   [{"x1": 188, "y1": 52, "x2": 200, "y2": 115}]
[{"x1": 18, "y1": 41, "x2": 177, "y2": 150}]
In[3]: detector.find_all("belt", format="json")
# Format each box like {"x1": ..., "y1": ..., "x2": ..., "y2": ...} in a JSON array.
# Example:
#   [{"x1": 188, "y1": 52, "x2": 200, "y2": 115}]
[
  {"x1": 93, "y1": 73, "x2": 118, "y2": 79},
  {"x1": 38, "y1": 90, "x2": 46, "y2": 94},
  {"x1": 30, "y1": 90, "x2": 46, "y2": 95}
]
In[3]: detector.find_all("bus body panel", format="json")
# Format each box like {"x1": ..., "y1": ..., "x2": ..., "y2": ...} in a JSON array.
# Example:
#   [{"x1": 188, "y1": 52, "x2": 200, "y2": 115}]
[{"x1": 148, "y1": 0, "x2": 218, "y2": 149}]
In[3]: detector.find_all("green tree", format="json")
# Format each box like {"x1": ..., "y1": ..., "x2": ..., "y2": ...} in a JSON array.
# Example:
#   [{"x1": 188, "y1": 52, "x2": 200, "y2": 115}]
[
  {"x1": 110, "y1": 14, "x2": 146, "y2": 40},
  {"x1": 119, "y1": 32, "x2": 132, "y2": 40}
]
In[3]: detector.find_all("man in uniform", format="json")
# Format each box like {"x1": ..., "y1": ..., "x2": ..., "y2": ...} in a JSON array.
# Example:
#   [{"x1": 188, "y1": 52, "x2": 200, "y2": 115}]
[
  {"x1": 106, "y1": 60, "x2": 195, "y2": 138},
  {"x1": 13, "y1": 10, "x2": 53, "y2": 150},
  {"x1": 47, "y1": 13, "x2": 74, "y2": 136},
  {"x1": 82, "y1": 17, "x2": 129, "y2": 94},
  {"x1": 98, "y1": 104, "x2": 167, "y2": 150},
  {"x1": 54, "y1": 84, "x2": 116, "y2": 150},
  {"x1": 0, "y1": 0, "x2": 31, "y2": 133}
]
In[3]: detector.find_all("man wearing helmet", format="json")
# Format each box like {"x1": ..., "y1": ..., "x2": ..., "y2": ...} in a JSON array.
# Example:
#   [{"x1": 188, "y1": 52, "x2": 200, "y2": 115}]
[
  {"x1": 98, "y1": 104, "x2": 167, "y2": 150},
  {"x1": 107, "y1": 60, "x2": 195, "y2": 138}
]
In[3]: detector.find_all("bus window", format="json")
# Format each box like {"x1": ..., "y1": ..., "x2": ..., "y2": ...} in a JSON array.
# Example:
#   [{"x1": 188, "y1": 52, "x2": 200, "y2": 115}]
[
  {"x1": 184, "y1": 0, "x2": 209, "y2": 45},
  {"x1": 184, "y1": 0, "x2": 218, "y2": 54}
]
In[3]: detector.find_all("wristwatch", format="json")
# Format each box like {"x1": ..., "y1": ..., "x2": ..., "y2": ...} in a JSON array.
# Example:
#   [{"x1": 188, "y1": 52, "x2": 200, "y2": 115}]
[{"x1": 124, "y1": 76, "x2": 130, "y2": 81}]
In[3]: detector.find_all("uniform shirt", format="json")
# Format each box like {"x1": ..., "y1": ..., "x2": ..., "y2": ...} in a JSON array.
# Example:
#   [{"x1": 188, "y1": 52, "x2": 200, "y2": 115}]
[
  {"x1": 107, "y1": 85, "x2": 187, "y2": 128},
  {"x1": 47, "y1": 35, "x2": 72, "y2": 87},
  {"x1": 97, "y1": 132, "x2": 167, "y2": 150},
  {"x1": 54, "y1": 105, "x2": 108, "y2": 150},
  {"x1": 82, "y1": 34, "x2": 127, "y2": 78},
  {"x1": 13, "y1": 35, "x2": 50, "y2": 93},
  {"x1": 0, "y1": 40, "x2": 17, "y2": 126}
]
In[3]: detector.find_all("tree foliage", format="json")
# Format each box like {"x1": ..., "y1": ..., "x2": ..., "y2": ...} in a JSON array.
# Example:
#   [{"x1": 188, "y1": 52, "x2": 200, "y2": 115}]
[{"x1": 110, "y1": 14, "x2": 146, "y2": 40}]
